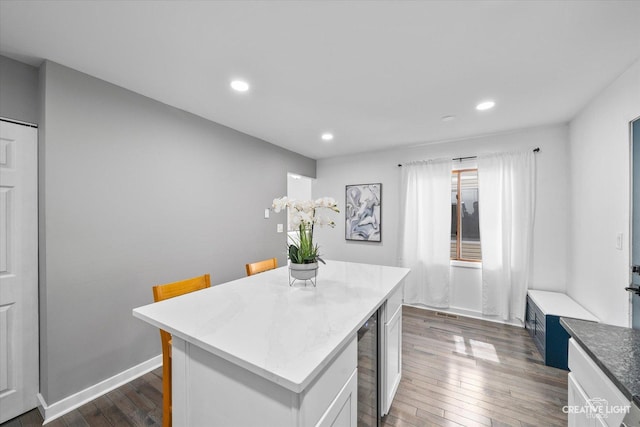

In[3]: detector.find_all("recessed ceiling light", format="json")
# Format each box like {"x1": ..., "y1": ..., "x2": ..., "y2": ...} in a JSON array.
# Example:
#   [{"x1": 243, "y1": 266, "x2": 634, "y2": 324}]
[
  {"x1": 441, "y1": 115, "x2": 456, "y2": 122},
  {"x1": 230, "y1": 80, "x2": 250, "y2": 92},
  {"x1": 321, "y1": 133, "x2": 334, "y2": 141},
  {"x1": 476, "y1": 100, "x2": 495, "y2": 111}
]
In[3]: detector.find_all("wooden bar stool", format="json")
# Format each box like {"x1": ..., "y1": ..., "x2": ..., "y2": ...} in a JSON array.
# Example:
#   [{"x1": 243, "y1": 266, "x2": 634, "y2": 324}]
[
  {"x1": 152, "y1": 274, "x2": 211, "y2": 427},
  {"x1": 245, "y1": 258, "x2": 278, "y2": 276}
]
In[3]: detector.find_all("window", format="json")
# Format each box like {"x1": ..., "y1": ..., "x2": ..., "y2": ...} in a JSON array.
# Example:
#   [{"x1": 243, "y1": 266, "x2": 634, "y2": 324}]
[{"x1": 451, "y1": 169, "x2": 481, "y2": 261}]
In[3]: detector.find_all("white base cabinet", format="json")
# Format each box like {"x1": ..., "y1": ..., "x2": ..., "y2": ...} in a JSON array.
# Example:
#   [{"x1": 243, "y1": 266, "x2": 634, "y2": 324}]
[
  {"x1": 568, "y1": 373, "x2": 602, "y2": 427},
  {"x1": 172, "y1": 335, "x2": 357, "y2": 427},
  {"x1": 380, "y1": 283, "x2": 403, "y2": 416},
  {"x1": 316, "y1": 369, "x2": 357, "y2": 427},
  {"x1": 382, "y1": 306, "x2": 402, "y2": 415},
  {"x1": 567, "y1": 339, "x2": 629, "y2": 427}
]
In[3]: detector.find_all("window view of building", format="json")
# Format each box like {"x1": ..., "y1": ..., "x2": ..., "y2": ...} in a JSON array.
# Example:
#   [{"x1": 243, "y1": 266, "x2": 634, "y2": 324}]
[{"x1": 451, "y1": 169, "x2": 481, "y2": 261}]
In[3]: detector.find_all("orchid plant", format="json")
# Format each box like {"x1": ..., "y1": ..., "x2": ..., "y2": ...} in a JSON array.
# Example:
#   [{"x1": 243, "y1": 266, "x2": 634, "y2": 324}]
[{"x1": 272, "y1": 196, "x2": 340, "y2": 264}]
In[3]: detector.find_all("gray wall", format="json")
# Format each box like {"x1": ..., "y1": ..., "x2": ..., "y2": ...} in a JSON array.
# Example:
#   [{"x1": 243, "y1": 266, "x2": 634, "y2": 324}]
[
  {"x1": 39, "y1": 61, "x2": 315, "y2": 403},
  {"x1": 0, "y1": 55, "x2": 39, "y2": 124}
]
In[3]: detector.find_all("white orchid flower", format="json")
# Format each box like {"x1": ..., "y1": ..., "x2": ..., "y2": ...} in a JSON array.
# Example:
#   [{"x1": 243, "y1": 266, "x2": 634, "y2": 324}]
[
  {"x1": 315, "y1": 216, "x2": 337, "y2": 228},
  {"x1": 299, "y1": 210, "x2": 313, "y2": 225},
  {"x1": 293, "y1": 200, "x2": 312, "y2": 213},
  {"x1": 326, "y1": 198, "x2": 339, "y2": 212},
  {"x1": 272, "y1": 195, "x2": 339, "y2": 263},
  {"x1": 272, "y1": 196, "x2": 289, "y2": 213},
  {"x1": 316, "y1": 197, "x2": 339, "y2": 211},
  {"x1": 291, "y1": 214, "x2": 302, "y2": 228}
]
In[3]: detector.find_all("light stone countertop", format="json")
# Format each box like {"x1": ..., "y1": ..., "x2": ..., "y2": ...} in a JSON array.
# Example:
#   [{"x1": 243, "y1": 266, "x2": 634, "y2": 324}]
[{"x1": 133, "y1": 260, "x2": 410, "y2": 393}]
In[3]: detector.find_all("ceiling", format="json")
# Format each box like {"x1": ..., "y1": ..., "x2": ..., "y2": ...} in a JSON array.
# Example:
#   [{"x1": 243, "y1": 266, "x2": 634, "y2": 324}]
[{"x1": 1, "y1": 1, "x2": 639, "y2": 160}]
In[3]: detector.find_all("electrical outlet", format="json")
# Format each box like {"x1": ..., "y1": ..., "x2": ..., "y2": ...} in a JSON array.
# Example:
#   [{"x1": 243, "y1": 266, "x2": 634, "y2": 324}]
[
  {"x1": 616, "y1": 233, "x2": 623, "y2": 250},
  {"x1": 264, "y1": 209, "x2": 270, "y2": 219},
  {"x1": 277, "y1": 224, "x2": 284, "y2": 233}
]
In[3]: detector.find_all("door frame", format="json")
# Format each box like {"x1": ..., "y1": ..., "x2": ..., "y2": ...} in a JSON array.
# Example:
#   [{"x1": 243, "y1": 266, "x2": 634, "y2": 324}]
[{"x1": 628, "y1": 115, "x2": 640, "y2": 328}]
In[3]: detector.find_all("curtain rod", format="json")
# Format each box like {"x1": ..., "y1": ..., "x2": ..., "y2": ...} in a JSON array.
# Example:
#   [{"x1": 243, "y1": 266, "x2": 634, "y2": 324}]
[{"x1": 397, "y1": 147, "x2": 540, "y2": 167}]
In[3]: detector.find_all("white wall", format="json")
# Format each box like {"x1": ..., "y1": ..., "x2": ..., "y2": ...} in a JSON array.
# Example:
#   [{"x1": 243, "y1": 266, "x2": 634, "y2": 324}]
[
  {"x1": 314, "y1": 124, "x2": 569, "y2": 313},
  {"x1": 568, "y1": 58, "x2": 640, "y2": 327}
]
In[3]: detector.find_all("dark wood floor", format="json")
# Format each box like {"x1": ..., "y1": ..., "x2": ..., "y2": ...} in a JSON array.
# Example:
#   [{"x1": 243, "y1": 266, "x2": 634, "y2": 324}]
[
  {"x1": 3, "y1": 306, "x2": 567, "y2": 427},
  {"x1": 1, "y1": 369, "x2": 164, "y2": 427}
]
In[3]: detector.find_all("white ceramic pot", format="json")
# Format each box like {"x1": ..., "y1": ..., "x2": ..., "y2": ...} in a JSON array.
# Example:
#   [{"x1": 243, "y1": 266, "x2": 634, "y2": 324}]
[{"x1": 289, "y1": 262, "x2": 318, "y2": 280}]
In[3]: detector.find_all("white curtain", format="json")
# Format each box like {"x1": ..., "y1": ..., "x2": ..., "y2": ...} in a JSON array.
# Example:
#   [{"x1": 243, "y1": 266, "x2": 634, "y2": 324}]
[
  {"x1": 478, "y1": 150, "x2": 536, "y2": 322},
  {"x1": 398, "y1": 159, "x2": 452, "y2": 308}
]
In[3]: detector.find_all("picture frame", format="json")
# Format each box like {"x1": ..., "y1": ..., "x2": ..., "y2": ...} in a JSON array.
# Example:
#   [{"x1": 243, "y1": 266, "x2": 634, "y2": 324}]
[{"x1": 345, "y1": 183, "x2": 382, "y2": 242}]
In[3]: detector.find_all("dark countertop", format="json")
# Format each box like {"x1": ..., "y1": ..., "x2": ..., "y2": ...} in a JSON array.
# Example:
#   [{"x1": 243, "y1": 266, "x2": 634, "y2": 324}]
[{"x1": 561, "y1": 317, "x2": 640, "y2": 406}]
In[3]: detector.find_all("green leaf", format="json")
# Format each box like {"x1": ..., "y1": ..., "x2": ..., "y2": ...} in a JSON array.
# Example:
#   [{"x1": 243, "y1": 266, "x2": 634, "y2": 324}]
[{"x1": 288, "y1": 244, "x2": 299, "y2": 263}]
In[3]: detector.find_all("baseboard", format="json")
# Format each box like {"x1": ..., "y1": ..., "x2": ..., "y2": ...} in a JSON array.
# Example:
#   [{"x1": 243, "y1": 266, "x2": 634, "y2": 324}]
[
  {"x1": 406, "y1": 303, "x2": 525, "y2": 328},
  {"x1": 38, "y1": 354, "x2": 162, "y2": 425}
]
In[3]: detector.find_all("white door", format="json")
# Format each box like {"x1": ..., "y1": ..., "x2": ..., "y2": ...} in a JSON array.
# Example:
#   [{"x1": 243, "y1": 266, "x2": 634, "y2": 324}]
[
  {"x1": 0, "y1": 120, "x2": 38, "y2": 423},
  {"x1": 286, "y1": 173, "x2": 313, "y2": 252}
]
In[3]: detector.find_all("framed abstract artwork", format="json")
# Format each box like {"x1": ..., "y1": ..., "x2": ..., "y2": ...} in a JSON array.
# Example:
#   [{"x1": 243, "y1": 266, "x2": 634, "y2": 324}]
[{"x1": 345, "y1": 183, "x2": 382, "y2": 242}]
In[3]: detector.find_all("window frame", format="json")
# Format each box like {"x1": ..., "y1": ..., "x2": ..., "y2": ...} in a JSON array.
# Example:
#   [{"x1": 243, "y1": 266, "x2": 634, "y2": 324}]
[{"x1": 451, "y1": 168, "x2": 481, "y2": 263}]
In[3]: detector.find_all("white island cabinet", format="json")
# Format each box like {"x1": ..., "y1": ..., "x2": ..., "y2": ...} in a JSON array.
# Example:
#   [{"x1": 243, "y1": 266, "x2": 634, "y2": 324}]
[
  {"x1": 133, "y1": 261, "x2": 410, "y2": 427},
  {"x1": 380, "y1": 281, "x2": 404, "y2": 416}
]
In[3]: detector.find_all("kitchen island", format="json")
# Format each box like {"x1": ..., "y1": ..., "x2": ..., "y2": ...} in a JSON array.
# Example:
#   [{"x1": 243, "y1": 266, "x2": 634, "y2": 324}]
[{"x1": 133, "y1": 260, "x2": 410, "y2": 426}]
